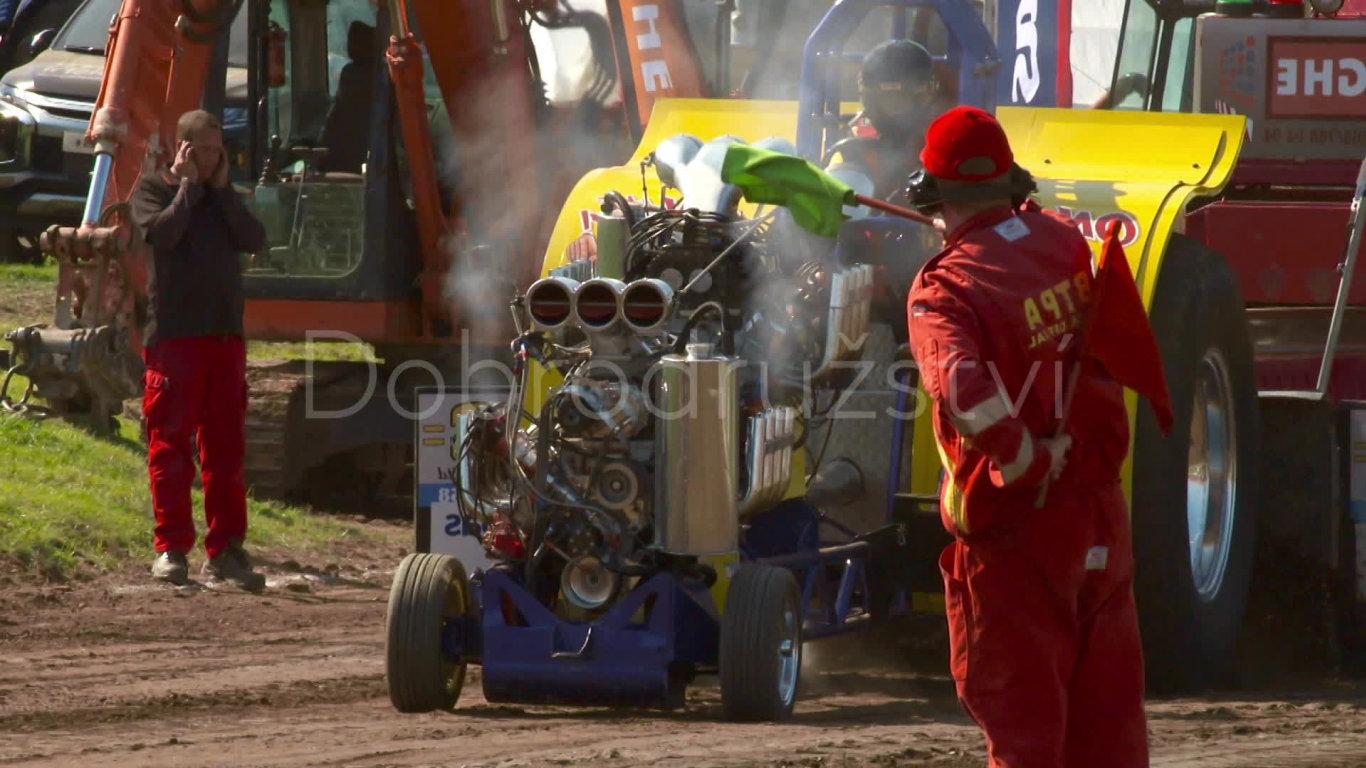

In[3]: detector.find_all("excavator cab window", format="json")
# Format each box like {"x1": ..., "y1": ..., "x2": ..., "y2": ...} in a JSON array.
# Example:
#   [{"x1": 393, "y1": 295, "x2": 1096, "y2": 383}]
[
  {"x1": 246, "y1": 0, "x2": 381, "y2": 280},
  {"x1": 1110, "y1": 0, "x2": 1198, "y2": 113}
]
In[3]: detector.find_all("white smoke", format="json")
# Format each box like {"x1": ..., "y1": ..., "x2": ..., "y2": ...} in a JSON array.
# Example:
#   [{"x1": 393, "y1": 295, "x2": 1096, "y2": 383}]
[{"x1": 431, "y1": 20, "x2": 631, "y2": 365}]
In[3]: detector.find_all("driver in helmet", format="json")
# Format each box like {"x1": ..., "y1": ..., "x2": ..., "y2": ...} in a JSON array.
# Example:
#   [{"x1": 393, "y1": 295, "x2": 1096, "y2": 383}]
[{"x1": 827, "y1": 38, "x2": 954, "y2": 201}]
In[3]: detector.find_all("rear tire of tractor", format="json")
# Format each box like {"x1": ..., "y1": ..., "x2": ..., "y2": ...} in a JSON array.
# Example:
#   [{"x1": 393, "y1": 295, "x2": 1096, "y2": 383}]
[
  {"x1": 385, "y1": 553, "x2": 474, "y2": 713},
  {"x1": 1132, "y1": 234, "x2": 1260, "y2": 694},
  {"x1": 719, "y1": 564, "x2": 803, "y2": 722}
]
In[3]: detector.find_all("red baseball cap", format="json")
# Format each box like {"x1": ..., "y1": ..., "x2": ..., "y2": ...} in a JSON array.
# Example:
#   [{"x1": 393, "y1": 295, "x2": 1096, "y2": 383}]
[{"x1": 919, "y1": 105, "x2": 1013, "y2": 182}]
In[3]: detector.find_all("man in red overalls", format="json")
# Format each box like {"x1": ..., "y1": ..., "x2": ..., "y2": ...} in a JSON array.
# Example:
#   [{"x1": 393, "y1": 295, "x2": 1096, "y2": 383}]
[
  {"x1": 905, "y1": 106, "x2": 1149, "y2": 767},
  {"x1": 131, "y1": 110, "x2": 268, "y2": 592}
]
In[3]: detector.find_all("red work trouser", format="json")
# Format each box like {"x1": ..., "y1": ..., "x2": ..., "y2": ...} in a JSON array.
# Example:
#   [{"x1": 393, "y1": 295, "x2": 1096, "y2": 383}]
[
  {"x1": 939, "y1": 479, "x2": 1149, "y2": 768},
  {"x1": 143, "y1": 335, "x2": 248, "y2": 561}
]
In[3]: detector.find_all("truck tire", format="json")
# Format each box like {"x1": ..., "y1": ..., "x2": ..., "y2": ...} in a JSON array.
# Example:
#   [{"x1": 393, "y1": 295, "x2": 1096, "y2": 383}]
[
  {"x1": 719, "y1": 564, "x2": 803, "y2": 722},
  {"x1": 385, "y1": 553, "x2": 474, "y2": 713},
  {"x1": 1132, "y1": 234, "x2": 1260, "y2": 693}
]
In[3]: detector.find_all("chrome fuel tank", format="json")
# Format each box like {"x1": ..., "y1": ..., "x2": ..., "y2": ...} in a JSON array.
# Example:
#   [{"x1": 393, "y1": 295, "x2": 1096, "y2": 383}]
[{"x1": 652, "y1": 343, "x2": 740, "y2": 555}]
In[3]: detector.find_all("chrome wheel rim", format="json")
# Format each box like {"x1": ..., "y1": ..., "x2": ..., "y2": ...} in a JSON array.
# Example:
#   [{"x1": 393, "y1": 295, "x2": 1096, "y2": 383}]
[
  {"x1": 777, "y1": 604, "x2": 800, "y2": 706},
  {"x1": 1188, "y1": 349, "x2": 1238, "y2": 602}
]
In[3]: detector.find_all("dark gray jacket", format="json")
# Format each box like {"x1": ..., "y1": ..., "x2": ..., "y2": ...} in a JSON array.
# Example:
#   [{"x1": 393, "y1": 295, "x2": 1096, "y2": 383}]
[{"x1": 130, "y1": 175, "x2": 266, "y2": 347}]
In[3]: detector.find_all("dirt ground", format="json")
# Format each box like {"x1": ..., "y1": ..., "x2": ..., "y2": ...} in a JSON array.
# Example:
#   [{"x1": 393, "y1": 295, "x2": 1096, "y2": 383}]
[{"x1": 4, "y1": 527, "x2": 1366, "y2": 768}]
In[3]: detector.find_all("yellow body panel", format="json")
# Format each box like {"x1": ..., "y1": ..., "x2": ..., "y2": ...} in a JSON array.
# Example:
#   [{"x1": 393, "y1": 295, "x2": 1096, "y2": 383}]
[
  {"x1": 541, "y1": 98, "x2": 868, "y2": 275},
  {"x1": 542, "y1": 99, "x2": 800, "y2": 274},
  {"x1": 996, "y1": 107, "x2": 1246, "y2": 501}
]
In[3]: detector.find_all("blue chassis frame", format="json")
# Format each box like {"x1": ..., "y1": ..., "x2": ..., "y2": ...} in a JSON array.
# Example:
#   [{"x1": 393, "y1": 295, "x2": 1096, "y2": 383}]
[
  {"x1": 420, "y1": 0, "x2": 998, "y2": 711},
  {"x1": 441, "y1": 509, "x2": 914, "y2": 710}
]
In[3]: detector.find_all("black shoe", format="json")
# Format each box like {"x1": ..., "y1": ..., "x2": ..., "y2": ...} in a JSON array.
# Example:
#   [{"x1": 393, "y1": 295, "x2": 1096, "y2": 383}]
[
  {"x1": 202, "y1": 541, "x2": 266, "y2": 592},
  {"x1": 152, "y1": 551, "x2": 189, "y2": 585}
]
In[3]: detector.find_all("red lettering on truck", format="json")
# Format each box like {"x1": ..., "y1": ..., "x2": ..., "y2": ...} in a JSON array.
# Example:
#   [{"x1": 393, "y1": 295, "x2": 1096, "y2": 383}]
[
  {"x1": 1268, "y1": 38, "x2": 1366, "y2": 118},
  {"x1": 1054, "y1": 207, "x2": 1141, "y2": 248}
]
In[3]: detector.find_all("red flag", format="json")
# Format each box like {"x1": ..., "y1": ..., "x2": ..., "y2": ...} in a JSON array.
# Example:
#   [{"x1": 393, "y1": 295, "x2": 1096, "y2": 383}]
[{"x1": 1080, "y1": 221, "x2": 1174, "y2": 435}]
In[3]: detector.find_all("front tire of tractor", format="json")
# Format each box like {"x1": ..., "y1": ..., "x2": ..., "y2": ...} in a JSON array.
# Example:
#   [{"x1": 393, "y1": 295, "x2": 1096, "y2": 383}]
[
  {"x1": 1132, "y1": 234, "x2": 1260, "y2": 694},
  {"x1": 719, "y1": 564, "x2": 803, "y2": 722},
  {"x1": 385, "y1": 553, "x2": 474, "y2": 713}
]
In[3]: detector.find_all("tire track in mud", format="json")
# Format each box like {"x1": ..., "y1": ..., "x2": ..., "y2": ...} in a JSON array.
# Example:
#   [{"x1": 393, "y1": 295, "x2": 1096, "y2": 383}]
[{"x1": 5, "y1": 573, "x2": 1366, "y2": 767}]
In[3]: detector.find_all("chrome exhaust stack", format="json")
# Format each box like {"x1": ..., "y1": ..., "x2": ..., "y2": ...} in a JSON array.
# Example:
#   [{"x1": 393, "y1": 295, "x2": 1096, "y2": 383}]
[
  {"x1": 738, "y1": 406, "x2": 798, "y2": 517},
  {"x1": 525, "y1": 276, "x2": 680, "y2": 338},
  {"x1": 572, "y1": 277, "x2": 628, "y2": 332},
  {"x1": 814, "y1": 264, "x2": 875, "y2": 379}
]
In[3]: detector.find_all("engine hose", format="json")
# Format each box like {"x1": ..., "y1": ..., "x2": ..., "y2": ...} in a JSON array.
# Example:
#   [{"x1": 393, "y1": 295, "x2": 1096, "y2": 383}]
[
  {"x1": 524, "y1": 403, "x2": 557, "y2": 584},
  {"x1": 670, "y1": 301, "x2": 730, "y2": 355},
  {"x1": 602, "y1": 191, "x2": 636, "y2": 228}
]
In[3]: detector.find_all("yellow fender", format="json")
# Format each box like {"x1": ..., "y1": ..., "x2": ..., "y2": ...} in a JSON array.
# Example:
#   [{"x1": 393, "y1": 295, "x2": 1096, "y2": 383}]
[
  {"x1": 538, "y1": 97, "x2": 882, "y2": 274},
  {"x1": 895, "y1": 107, "x2": 1246, "y2": 613},
  {"x1": 905, "y1": 106, "x2": 1248, "y2": 503}
]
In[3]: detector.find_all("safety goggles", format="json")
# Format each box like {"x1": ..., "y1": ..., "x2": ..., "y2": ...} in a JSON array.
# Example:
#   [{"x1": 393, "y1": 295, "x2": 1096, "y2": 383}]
[{"x1": 860, "y1": 79, "x2": 938, "y2": 117}]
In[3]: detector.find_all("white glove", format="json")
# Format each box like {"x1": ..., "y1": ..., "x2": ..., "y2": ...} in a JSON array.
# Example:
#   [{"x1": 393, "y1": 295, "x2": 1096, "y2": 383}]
[{"x1": 1039, "y1": 435, "x2": 1073, "y2": 481}]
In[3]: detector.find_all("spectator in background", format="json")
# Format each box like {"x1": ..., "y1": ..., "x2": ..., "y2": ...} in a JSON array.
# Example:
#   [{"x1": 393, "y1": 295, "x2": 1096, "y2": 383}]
[{"x1": 131, "y1": 109, "x2": 268, "y2": 592}]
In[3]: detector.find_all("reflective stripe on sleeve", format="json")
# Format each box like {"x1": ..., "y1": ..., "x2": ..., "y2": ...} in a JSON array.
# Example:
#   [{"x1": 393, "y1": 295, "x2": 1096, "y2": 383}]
[
  {"x1": 949, "y1": 394, "x2": 1013, "y2": 437},
  {"x1": 998, "y1": 433, "x2": 1035, "y2": 485}
]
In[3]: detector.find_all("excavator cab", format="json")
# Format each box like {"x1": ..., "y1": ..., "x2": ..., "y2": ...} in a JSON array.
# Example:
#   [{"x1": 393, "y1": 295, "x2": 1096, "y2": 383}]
[
  {"x1": 248, "y1": 2, "x2": 372, "y2": 279},
  {"x1": 234, "y1": 0, "x2": 424, "y2": 338}
]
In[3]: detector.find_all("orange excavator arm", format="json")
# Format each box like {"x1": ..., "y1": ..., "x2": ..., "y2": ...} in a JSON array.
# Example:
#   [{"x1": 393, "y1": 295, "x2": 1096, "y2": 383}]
[
  {"x1": 2, "y1": 0, "x2": 242, "y2": 429},
  {"x1": 2, "y1": 0, "x2": 719, "y2": 428},
  {"x1": 396, "y1": 0, "x2": 712, "y2": 320},
  {"x1": 383, "y1": 0, "x2": 452, "y2": 335},
  {"x1": 71, "y1": 0, "x2": 239, "y2": 334}
]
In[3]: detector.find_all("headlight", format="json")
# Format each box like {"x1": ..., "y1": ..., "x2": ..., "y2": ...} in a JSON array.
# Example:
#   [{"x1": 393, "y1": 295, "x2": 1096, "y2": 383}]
[{"x1": 0, "y1": 102, "x2": 34, "y2": 165}]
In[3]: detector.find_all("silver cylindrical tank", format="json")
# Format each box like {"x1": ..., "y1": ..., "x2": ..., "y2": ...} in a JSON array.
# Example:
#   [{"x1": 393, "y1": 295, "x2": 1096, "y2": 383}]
[
  {"x1": 652, "y1": 342, "x2": 740, "y2": 555},
  {"x1": 594, "y1": 214, "x2": 630, "y2": 280}
]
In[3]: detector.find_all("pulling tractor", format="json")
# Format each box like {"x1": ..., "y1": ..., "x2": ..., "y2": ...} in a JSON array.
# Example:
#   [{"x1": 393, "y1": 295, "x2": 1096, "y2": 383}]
[
  {"x1": 383, "y1": 126, "x2": 918, "y2": 718},
  {"x1": 384, "y1": 0, "x2": 1366, "y2": 718},
  {"x1": 382, "y1": 0, "x2": 1003, "y2": 720}
]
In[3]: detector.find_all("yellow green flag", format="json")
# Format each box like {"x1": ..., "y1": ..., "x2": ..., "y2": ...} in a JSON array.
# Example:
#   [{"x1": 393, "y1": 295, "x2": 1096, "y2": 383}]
[{"x1": 720, "y1": 143, "x2": 856, "y2": 238}]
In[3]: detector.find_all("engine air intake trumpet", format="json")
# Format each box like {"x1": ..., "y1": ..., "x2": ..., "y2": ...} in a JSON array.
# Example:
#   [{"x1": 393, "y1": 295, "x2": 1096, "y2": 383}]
[
  {"x1": 573, "y1": 278, "x2": 627, "y2": 330},
  {"x1": 622, "y1": 279, "x2": 675, "y2": 334},
  {"x1": 526, "y1": 277, "x2": 579, "y2": 332}
]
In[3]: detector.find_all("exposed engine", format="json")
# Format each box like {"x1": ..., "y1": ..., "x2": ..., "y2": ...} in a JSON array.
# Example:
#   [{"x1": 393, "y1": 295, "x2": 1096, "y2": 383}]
[{"x1": 451, "y1": 135, "x2": 875, "y2": 618}]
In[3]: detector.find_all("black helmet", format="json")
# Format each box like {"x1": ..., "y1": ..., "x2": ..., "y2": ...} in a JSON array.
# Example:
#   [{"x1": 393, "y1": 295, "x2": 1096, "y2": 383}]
[{"x1": 859, "y1": 39, "x2": 938, "y2": 143}]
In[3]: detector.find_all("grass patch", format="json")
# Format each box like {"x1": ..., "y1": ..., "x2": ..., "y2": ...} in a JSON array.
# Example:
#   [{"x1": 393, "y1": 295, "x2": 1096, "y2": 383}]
[
  {"x1": 0, "y1": 261, "x2": 58, "y2": 284},
  {"x1": 0, "y1": 413, "x2": 375, "y2": 581},
  {"x1": 247, "y1": 339, "x2": 376, "y2": 363},
  {"x1": 0, "y1": 260, "x2": 57, "y2": 336},
  {"x1": 0, "y1": 262, "x2": 394, "y2": 582}
]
